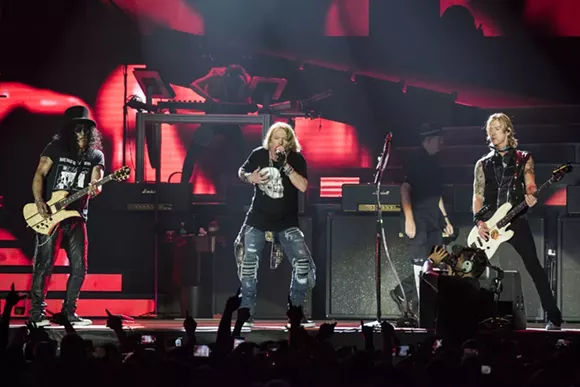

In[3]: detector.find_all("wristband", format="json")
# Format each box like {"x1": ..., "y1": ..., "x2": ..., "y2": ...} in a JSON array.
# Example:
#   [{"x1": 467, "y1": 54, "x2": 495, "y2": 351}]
[
  {"x1": 35, "y1": 198, "x2": 44, "y2": 204},
  {"x1": 283, "y1": 164, "x2": 294, "y2": 176}
]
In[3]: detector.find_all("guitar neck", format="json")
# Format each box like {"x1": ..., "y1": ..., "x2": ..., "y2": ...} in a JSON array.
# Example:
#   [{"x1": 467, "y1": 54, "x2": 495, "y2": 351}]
[
  {"x1": 498, "y1": 179, "x2": 551, "y2": 227},
  {"x1": 58, "y1": 174, "x2": 114, "y2": 208}
]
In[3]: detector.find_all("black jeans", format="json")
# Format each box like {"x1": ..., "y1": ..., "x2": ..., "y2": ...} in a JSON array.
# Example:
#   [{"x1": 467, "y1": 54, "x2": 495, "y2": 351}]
[
  {"x1": 30, "y1": 218, "x2": 88, "y2": 318},
  {"x1": 507, "y1": 217, "x2": 562, "y2": 325},
  {"x1": 393, "y1": 209, "x2": 443, "y2": 308}
]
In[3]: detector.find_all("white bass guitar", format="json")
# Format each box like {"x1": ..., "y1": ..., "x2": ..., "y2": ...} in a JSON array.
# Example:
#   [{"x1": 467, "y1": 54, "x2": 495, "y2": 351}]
[{"x1": 467, "y1": 162, "x2": 572, "y2": 259}]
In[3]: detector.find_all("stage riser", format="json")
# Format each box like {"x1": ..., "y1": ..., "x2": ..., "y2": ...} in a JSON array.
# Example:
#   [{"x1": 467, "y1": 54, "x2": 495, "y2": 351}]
[
  {"x1": 0, "y1": 299, "x2": 154, "y2": 318},
  {"x1": 558, "y1": 217, "x2": 580, "y2": 322}
]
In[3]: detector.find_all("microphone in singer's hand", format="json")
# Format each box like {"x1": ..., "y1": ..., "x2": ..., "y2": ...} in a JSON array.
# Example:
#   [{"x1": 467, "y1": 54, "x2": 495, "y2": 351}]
[{"x1": 275, "y1": 147, "x2": 286, "y2": 160}]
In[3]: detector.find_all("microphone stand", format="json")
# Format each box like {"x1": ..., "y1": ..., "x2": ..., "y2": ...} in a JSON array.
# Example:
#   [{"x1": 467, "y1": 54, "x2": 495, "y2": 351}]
[
  {"x1": 480, "y1": 265, "x2": 510, "y2": 330},
  {"x1": 365, "y1": 133, "x2": 409, "y2": 329}
]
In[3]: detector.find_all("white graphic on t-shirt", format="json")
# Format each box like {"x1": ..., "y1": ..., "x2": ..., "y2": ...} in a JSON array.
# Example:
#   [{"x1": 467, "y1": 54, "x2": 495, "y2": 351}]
[
  {"x1": 258, "y1": 167, "x2": 284, "y2": 199},
  {"x1": 53, "y1": 162, "x2": 89, "y2": 191},
  {"x1": 76, "y1": 170, "x2": 88, "y2": 189}
]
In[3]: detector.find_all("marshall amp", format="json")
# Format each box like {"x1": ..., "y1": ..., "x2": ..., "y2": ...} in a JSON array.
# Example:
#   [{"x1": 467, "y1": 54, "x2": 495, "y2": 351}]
[{"x1": 341, "y1": 184, "x2": 401, "y2": 213}]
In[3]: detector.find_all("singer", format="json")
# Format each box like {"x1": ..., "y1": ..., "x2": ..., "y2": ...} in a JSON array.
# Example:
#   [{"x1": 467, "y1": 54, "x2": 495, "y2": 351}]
[
  {"x1": 390, "y1": 124, "x2": 453, "y2": 318},
  {"x1": 421, "y1": 245, "x2": 492, "y2": 348},
  {"x1": 234, "y1": 122, "x2": 316, "y2": 327}
]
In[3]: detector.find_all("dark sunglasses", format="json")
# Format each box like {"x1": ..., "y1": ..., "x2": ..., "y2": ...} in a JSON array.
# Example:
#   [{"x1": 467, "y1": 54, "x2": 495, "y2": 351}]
[{"x1": 74, "y1": 124, "x2": 88, "y2": 134}]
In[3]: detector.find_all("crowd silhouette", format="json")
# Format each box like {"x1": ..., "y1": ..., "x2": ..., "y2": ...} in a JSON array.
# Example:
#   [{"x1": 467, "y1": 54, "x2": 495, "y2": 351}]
[{"x1": 1, "y1": 284, "x2": 578, "y2": 387}]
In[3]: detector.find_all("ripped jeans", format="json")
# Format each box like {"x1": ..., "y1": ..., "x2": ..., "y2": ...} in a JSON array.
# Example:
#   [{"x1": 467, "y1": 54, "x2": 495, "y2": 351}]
[{"x1": 238, "y1": 226, "x2": 315, "y2": 312}]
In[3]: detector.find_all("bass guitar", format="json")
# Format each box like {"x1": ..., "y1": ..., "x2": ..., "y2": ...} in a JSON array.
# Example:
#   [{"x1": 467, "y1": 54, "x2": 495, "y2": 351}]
[
  {"x1": 467, "y1": 162, "x2": 572, "y2": 259},
  {"x1": 23, "y1": 166, "x2": 130, "y2": 235}
]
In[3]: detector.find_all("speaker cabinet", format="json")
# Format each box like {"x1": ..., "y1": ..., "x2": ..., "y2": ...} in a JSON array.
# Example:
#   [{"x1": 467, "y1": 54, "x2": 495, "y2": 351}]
[
  {"x1": 325, "y1": 213, "x2": 411, "y2": 319},
  {"x1": 449, "y1": 215, "x2": 546, "y2": 322},
  {"x1": 482, "y1": 270, "x2": 527, "y2": 330},
  {"x1": 566, "y1": 186, "x2": 580, "y2": 215},
  {"x1": 87, "y1": 211, "x2": 157, "y2": 295},
  {"x1": 419, "y1": 270, "x2": 526, "y2": 331},
  {"x1": 212, "y1": 216, "x2": 314, "y2": 319},
  {"x1": 558, "y1": 217, "x2": 580, "y2": 322}
]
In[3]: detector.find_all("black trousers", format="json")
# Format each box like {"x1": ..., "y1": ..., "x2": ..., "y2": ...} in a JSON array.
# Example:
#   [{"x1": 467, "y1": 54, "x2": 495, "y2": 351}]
[
  {"x1": 30, "y1": 218, "x2": 88, "y2": 318},
  {"x1": 407, "y1": 211, "x2": 443, "y2": 266},
  {"x1": 507, "y1": 217, "x2": 562, "y2": 325},
  {"x1": 393, "y1": 209, "x2": 442, "y2": 311}
]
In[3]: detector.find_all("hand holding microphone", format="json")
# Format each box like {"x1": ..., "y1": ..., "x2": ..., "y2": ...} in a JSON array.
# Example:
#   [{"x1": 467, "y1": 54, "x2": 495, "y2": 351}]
[{"x1": 275, "y1": 146, "x2": 287, "y2": 162}]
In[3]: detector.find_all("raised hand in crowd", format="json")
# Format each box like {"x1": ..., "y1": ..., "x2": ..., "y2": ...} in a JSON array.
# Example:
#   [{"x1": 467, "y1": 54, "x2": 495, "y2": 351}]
[
  {"x1": 286, "y1": 296, "x2": 304, "y2": 328},
  {"x1": 105, "y1": 308, "x2": 133, "y2": 353},
  {"x1": 360, "y1": 321, "x2": 375, "y2": 352},
  {"x1": 183, "y1": 310, "x2": 197, "y2": 350},
  {"x1": 1, "y1": 283, "x2": 27, "y2": 352},
  {"x1": 316, "y1": 322, "x2": 337, "y2": 343},
  {"x1": 216, "y1": 288, "x2": 242, "y2": 353},
  {"x1": 232, "y1": 307, "x2": 251, "y2": 338}
]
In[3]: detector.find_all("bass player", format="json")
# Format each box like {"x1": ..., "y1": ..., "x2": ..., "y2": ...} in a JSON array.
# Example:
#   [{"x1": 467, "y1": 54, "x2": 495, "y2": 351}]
[
  {"x1": 473, "y1": 113, "x2": 562, "y2": 330},
  {"x1": 29, "y1": 106, "x2": 105, "y2": 326}
]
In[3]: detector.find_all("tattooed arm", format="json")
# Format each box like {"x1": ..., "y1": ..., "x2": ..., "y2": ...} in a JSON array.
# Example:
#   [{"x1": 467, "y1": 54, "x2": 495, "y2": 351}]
[
  {"x1": 472, "y1": 159, "x2": 485, "y2": 215},
  {"x1": 524, "y1": 156, "x2": 537, "y2": 195},
  {"x1": 523, "y1": 155, "x2": 539, "y2": 208}
]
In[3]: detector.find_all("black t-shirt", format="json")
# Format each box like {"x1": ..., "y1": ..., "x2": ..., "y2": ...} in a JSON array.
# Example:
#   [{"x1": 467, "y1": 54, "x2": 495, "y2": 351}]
[
  {"x1": 403, "y1": 147, "x2": 443, "y2": 212},
  {"x1": 41, "y1": 140, "x2": 105, "y2": 220},
  {"x1": 242, "y1": 147, "x2": 307, "y2": 232},
  {"x1": 436, "y1": 275, "x2": 489, "y2": 346}
]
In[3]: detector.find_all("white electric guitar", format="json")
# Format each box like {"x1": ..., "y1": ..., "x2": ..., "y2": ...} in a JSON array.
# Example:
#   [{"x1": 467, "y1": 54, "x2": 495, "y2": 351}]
[
  {"x1": 23, "y1": 166, "x2": 130, "y2": 235},
  {"x1": 467, "y1": 162, "x2": 572, "y2": 259}
]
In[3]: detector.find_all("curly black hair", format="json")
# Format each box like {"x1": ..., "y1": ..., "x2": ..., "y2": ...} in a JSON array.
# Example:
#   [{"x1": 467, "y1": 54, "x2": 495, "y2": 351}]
[{"x1": 53, "y1": 122, "x2": 103, "y2": 156}]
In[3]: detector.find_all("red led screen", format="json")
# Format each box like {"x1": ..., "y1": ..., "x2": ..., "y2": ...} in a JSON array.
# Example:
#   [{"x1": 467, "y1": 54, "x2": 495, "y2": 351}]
[
  {"x1": 441, "y1": 0, "x2": 580, "y2": 36},
  {"x1": 99, "y1": 0, "x2": 368, "y2": 37}
]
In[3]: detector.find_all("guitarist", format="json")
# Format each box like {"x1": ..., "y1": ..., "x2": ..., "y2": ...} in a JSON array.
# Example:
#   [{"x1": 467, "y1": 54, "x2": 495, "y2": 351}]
[
  {"x1": 473, "y1": 113, "x2": 562, "y2": 330},
  {"x1": 29, "y1": 106, "x2": 105, "y2": 326}
]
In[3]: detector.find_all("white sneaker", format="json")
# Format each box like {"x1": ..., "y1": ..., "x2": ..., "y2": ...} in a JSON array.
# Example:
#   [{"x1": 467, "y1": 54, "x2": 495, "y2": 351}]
[
  {"x1": 287, "y1": 318, "x2": 315, "y2": 328},
  {"x1": 64, "y1": 314, "x2": 93, "y2": 326},
  {"x1": 29, "y1": 317, "x2": 51, "y2": 327}
]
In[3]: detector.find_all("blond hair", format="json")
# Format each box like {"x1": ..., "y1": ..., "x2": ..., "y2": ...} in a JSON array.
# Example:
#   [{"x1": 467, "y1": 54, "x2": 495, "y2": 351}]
[
  {"x1": 485, "y1": 113, "x2": 518, "y2": 148},
  {"x1": 262, "y1": 122, "x2": 302, "y2": 152}
]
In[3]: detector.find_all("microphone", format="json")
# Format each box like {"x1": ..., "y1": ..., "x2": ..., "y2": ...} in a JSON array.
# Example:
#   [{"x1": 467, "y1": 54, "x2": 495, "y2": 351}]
[
  {"x1": 378, "y1": 132, "x2": 393, "y2": 169},
  {"x1": 275, "y1": 147, "x2": 286, "y2": 160},
  {"x1": 373, "y1": 132, "x2": 393, "y2": 184}
]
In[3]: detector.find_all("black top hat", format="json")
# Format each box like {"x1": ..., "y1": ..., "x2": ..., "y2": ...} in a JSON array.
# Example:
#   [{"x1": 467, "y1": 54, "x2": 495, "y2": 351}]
[
  {"x1": 64, "y1": 105, "x2": 96, "y2": 127},
  {"x1": 418, "y1": 123, "x2": 443, "y2": 138}
]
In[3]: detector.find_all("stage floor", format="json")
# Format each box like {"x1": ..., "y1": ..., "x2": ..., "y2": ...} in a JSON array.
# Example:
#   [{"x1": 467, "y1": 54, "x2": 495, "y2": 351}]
[{"x1": 8, "y1": 318, "x2": 580, "y2": 350}]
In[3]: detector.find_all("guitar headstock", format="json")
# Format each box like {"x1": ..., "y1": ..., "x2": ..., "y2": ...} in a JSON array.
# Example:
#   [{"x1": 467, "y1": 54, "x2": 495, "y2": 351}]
[
  {"x1": 551, "y1": 162, "x2": 572, "y2": 183},
  {"x1": 112, "y1": 166, "x2": 131, "y2": 182}
]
